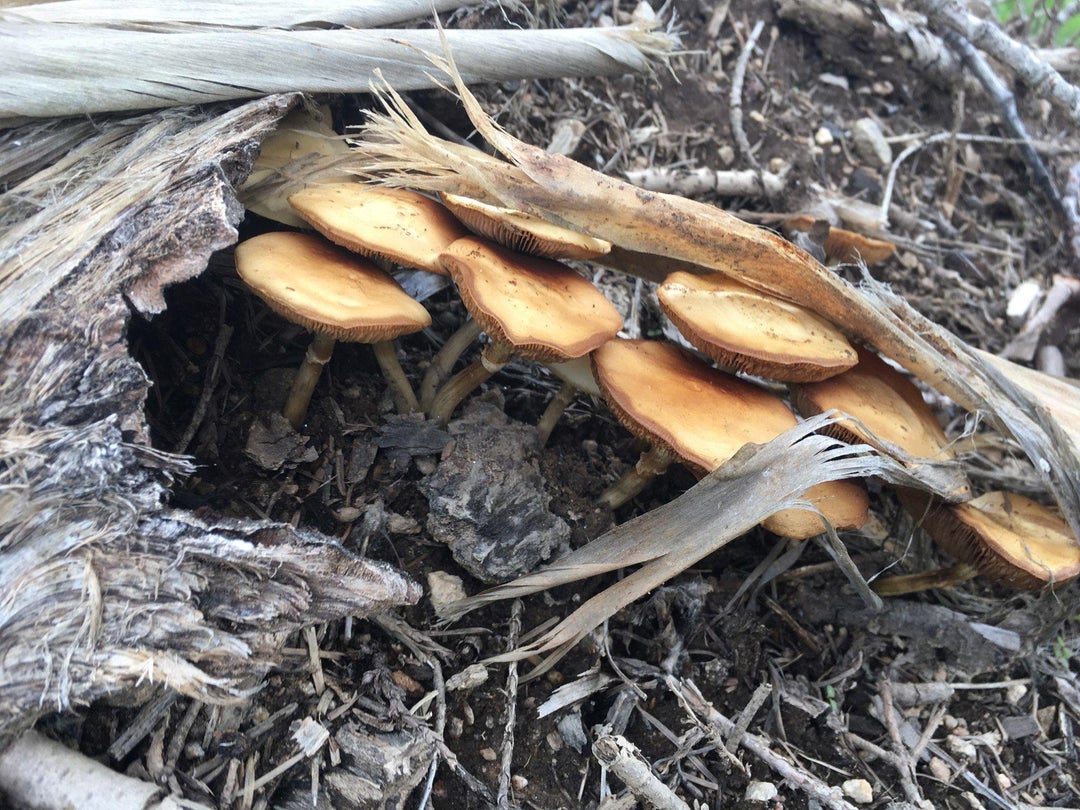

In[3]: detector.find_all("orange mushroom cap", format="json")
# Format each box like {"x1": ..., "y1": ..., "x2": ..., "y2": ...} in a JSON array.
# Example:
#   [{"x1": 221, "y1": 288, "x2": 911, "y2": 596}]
[
  {"x1": 288, "y1": 184, "x2": 468, "y2": 273},
  {"x1": 657, "y1": 271, "x2": 858, "y2": 382},
  {"x1": 908, "y1": 490, "x2": 1080, "y2": 590},
  {"x1": 790, "y1": 347, "x2": 955, "y2": 462},
  {"x1": 439, "y1": 237, "x2": 623, "y2": 363},
  {"x1": 234, "y1": 231, "x2": 430, "y2": 341},
  {"x1": 593, "y1": 339, "x2": 867, "y2": 537}
]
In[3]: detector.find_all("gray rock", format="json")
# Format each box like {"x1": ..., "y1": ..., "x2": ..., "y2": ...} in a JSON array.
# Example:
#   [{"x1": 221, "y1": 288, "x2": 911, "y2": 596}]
[{"x1": 420, "y1": 402, "x2": 570, "y2": 582}]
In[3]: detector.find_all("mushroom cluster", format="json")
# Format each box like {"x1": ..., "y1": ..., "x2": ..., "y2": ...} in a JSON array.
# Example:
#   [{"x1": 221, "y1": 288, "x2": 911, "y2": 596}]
[{"x1": 233, "y1": 169, "x2": 1079, "y2": 592}]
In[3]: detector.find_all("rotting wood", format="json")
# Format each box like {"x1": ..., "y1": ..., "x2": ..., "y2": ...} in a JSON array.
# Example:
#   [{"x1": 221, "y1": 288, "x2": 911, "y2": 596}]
[{"x1": 0, "y1": 95, "x2": 421, "y2": 747}]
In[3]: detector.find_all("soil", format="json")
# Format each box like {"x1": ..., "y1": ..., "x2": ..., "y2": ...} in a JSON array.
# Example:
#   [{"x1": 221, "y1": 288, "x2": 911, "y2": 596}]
[{"x1": 56, "y1": 0, "x2": 1080, "y2": 808}]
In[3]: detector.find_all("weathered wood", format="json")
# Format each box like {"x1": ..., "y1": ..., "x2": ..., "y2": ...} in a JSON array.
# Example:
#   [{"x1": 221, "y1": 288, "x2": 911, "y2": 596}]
[{"x1": 0, "y1": 95, "x2": 420, "y2": 746}]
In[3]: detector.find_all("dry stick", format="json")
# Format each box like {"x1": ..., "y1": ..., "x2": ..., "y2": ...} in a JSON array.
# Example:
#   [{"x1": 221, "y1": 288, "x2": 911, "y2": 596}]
[
  {"x1": 910, "y1": 0, "x2": 1080, "y2": 128},
  {"x1": 622, "y1": 166, "x2": 786, "y2": 197},
  {"x1": 730, "y1": 20, "x2": 766, "y2": 176},
  {"x1": 173, "y1": 305, "x2": 232, "y2": 454},
  {"x1": 725, "y1": 681, "x2": 772, "y2": 753},
  {"x1": 940, "y1": 28, "x2": 1067, "y2": 228},
  {"x1": 497, "y1": 600, "x2": 523, "y2": 810},
  {"x1": 1002, "y1": 274, "x2": 1080, "y2": 361},
  {"x1": 879, "y1": 679, "x2": 927, "y2": 807},
  {"x1": 669, "y1": 677, "x2": 859, "y2": 810},
  {"x1": 592, "y1": 735, "x2": 692, "y2": 810}
]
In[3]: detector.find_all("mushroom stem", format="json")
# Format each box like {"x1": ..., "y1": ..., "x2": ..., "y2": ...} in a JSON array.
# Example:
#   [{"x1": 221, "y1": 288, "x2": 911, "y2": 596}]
[
  {"x1": 598, "y1": 445, "x2": 678, "y2": 510},
  {"x1": 419, "y1": 317, "x2": 483, "y2": 412},
  {"x1": 871, "y1": 562, "x2": 978, "y2": 596},
  {"x1": 537, "y1": 381, "x2": 579, "y2": 447},
  {"x1": 429, "y1": 341, "x2": 514, "y2": 425},
  {"x1": 283, "y1": 332, "x2": 336, "y2": 430},
  {"x1": 371, "y1": 340, "x2": 420, "y2": 414}
]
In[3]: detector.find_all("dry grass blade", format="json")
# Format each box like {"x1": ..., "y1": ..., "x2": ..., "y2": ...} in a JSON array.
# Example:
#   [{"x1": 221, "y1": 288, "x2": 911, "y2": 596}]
[
  {"x1": 1, "y1": 24, "x2": 676, "y2": 123},
  {"x1": 350, "y1": 58, "x2": 1080, "y2": 539},
  {"x1": 447, "y1": 416, "x2": 935, "y2": 677},
  {"x1": 1, "y1": 0, "x2": 484, "y2": 28}
]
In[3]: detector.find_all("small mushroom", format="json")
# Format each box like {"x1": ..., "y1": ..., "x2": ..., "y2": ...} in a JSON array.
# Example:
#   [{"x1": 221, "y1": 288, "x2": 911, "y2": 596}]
[
  {"x1": 783, "y1": 215, "x2": 896, "y2": 265},
  {"x1": 234, "y1": 232, "x2": 430, "y2": 427},
  {"x1": 440, "y1": 193, "x2": 612, "y2": 260},
  {"x1": 593, "y1": 339, "x2": 868, "y2": 539},
  {"x1": 288, "y1": 183, "x2": 468, "y2": 273},
  {"x1": 657, "y1": 271, "x2": 858, "y2": 382},
  {"x1": 894, "y1": 490, "x2": 1080, "y2": 591},
  {"x1": 535, "y1": 355, "x2": 604, "y2": 446},
  {"x1": 429, "y1": 237, "x2": 623, "y2": 425}
]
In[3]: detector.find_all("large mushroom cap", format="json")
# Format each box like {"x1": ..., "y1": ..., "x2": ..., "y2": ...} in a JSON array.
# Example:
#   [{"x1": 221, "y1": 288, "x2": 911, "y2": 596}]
[
  {"x1": 288, "y1": 184, "x2": 467, "y2": 273},
  {"x1": 441, "y1": 193, "x2": 612, "y2": 260},
  {"x1": 790, "y1": 347, "x2": 953, "y2": 461},
  {"x1": 657, "y1": 271, "x2": 858, "y2": 382},
  {"x1": 593, "y1": 339, "x2": 867, "y2": 537},
  {"x1": 439, "y1": 237, "x2": 623, "y2": 363},
  {"x1": 915, "y1": 490, "x2": 1080, "y2": 590},
  {"x1": 234, "y1": 231, "x2": 431, "y2": 341}
]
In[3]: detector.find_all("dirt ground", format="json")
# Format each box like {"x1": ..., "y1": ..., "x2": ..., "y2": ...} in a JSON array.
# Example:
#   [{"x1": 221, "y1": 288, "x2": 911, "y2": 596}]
[{"x1": 59, "y1": 0, "x2": 1080, "y2": 807}]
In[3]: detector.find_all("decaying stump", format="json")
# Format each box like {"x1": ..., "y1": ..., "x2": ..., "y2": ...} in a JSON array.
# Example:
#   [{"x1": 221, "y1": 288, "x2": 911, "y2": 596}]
[{"x1": 0, "y1": 95, "x2": 420, "y2": 746}]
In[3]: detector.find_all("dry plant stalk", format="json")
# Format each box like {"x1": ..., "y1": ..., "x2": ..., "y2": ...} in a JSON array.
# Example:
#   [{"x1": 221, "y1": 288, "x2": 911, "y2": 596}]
[
  {"x1": 350, "y1": 56, "x2": 1080, "y2": 542},
  {"x1": 0, "y1": 22, "x2": 676, "y2": 123},
  {"x1": 448, "y1": 418, "x2": 932, "y2": 674}
]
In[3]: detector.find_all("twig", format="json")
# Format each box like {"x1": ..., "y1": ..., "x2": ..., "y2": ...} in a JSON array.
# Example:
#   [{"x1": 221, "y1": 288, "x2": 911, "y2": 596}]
[
  {"x1": 497, "y1": 600, "x2": 523, "y2": 810},
  {"x1": 1002, "y1": 274, "x2": 1080, "y2": 361},
  {"x1": 593, "y1": 734, "x2": 691, "y2": 810},
  {"x1": 729, "y1": 20, "x2": 766, "y2": 177},
  {"x1": 939, "y1": 27, "x2": 1066, "y2": 227},
  {"x1": 172, "y1": 309, "x2": 231, "y2": 455},
  {"x1": 623, "y1": 166, "x2": 786, "y2": 196},
  {"x1": 668, "y1": 676, "x2": 859, "y2": 810},
  {"x1": 910, "y1": 0, "x2": 1080, "y2": 128},
  {"x1": 725, "y1": 682, "x2": 772, "y2": 753},
  {"x1": 879, "y1": 679, "x2": 927, "y2": 807}
]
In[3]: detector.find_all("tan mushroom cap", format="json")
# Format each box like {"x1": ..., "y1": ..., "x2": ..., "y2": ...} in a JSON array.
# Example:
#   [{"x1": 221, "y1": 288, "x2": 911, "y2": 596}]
[
  {"x1": 439, "y1": 237, "x2": 623, "y2": 363},
  {"x1": 657, "y1": 271, "x2": 858, "y2": 382},
  {"x1": 593, "y1": 339, "x2": 867, "y2": 536},
  {"x1": 441, "y1": 193, "x2": 612, "y2": 260},
  {"x1": 790, "y1": 347, "x2": 953, "y2": 461},
  {"x1": 288, "y1": 184, "x2": 468, "y2": 273},
  {"x1": 234, "y1": 231, "x2": 431, "y2": 341},
  {"x1": 785, "y1": 215, "x2": 896, "y2": 264},
  {"x1": 915, "y1": 491, "x2": 1080, "y2": 590}
]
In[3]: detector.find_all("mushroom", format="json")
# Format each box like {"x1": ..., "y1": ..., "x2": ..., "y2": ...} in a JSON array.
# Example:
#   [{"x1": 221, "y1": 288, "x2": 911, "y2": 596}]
[
  {"x1": 440, "y1": 193, "x2": 612, "y2": 260},
  {"x1": 288, "y1": 183, "x2": 468, "y2": 273},
  {"x1": 234, "y1": 231, "x2": 431, "y2": 427},
  {"x1": 657, "y1": 271, "x2": 858, "y2": 382},
  {"x1": 536, "y1": 355, "x2": 603, "y2": 447},
  {"x1": 429, "y1": 237, "x2": 623, "y2": 425},
  {"x1": 592, "y1": 339, "x2": 868, "y2": 539},
  {"x1": 790, "y1": 345, "x2": 963, "y2": 459},
  {"x1": 887, "y1": 490, "x2": 1080, "y2": 591},
  {"x1": 783, "y1": 215, "x2": 896, "y2": 265}
]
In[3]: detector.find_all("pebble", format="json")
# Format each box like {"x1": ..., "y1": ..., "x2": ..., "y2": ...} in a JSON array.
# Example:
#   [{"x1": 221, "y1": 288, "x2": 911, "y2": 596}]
[
  {"x1": 427, "y1": 571, "x2": 467, "y2": 619},
  {"x1": 929, "y1": 757, "x2": 951, "y2": 781},
  {"x1": 842, "y1": 778, "x2": 874, "y2": 804},
  {"x1": 744, "y1": 781, "x2": 778, "y2": 802},
  {"x1": 851, "y1": 117, "x2": 892, "y2": 167},
  {"x1": 814, "y1": 126, "x2": 834, "y2": 146},
  {"x1": 479, "y1": 747, "x2": 497, "y2": 762}
]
